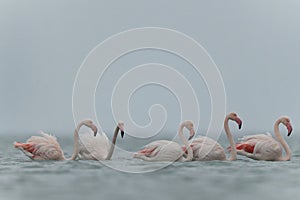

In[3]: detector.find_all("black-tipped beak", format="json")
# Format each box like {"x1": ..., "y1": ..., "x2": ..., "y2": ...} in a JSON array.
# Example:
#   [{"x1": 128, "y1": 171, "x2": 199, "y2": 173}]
[
  {"x1": 236, "y1": 118, "x2": 242, "y2": 130},
  {"x1": 238, "y1": 122, "x2": 242, "y2": 130},
  {"x1": 92, "y1": 125, "x2": 98, "y2": 137},
  {"x1": 286, "y1": 123, "x2": 293, "y2": 137},
  {"x1": 121, "y1": 131, "x2": 125, "y2": 138}
]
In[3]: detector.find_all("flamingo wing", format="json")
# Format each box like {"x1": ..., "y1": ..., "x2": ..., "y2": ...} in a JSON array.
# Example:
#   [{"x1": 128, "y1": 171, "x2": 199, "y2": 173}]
[
  {"x1": 135, "y1": 140, "x2": 170, "y2": 157},
  {"x1": 235, "y1": 132, "x2": 284, "y2": 161},
  {"x1": 236, "y1": 143, "x2": 256, "y2": 153},
  {"x1": 14, "y1": 132, "x2": 64, "y2": 161},
  {"x1": 236, "y1": 133, "x2": 274, "y2": 153},
  {"x1": 79, "y1": 131, "x2": 110, "y2": 160},
  {"x1": 189, "y1": 137, "x2": 226, "y2": 161},
  {"x1": 240, "y1": 133, "x2": 272, "y2": 142},
  {"x1": 236, "y1": 139, "x2": 282, "y2": 161},
  {"x1": 134, "y1": 140, "x2": 184, "y2": 161},
  {"x1": 142, "y1": 140, "x2": 171, "y2": 150}
]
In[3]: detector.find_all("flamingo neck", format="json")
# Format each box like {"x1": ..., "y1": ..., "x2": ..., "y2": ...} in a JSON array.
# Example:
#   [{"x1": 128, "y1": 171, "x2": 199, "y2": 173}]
[
  {"x1": 274, "y1": 120, "x2": 291, "y2": 161},
  {"x1": 224, "y1": 117, "x2": 237, "y2": 161},
  {"x1": 105, "y1": 126, "x2": 120, "y2": 160},
  {"x1": 66, "y1": 122, "x2": 83, "y2": 161},
  {"x1": 179, "y1": 124, "x2": 193, "y2": 161}
]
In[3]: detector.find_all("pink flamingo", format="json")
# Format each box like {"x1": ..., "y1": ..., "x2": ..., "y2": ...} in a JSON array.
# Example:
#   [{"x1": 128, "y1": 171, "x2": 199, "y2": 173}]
[
  {"x1": 133, "y1": 120, "x2": 195, "y2": 162},
  {"x1": 234, "y1": 116, "x2": 293, "y2": 161},
  {"x1": 14, "y1": 119, "x2": 98, "y2": 161},
  {"x1": 78, "y1": 121, "x2": 125, "y2": 160},
  {"x1": 187, "y1": 112, "x2": 242, "y2": 161}
]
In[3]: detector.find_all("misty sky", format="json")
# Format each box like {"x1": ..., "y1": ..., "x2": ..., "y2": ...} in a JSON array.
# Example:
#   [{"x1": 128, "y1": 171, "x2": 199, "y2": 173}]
[{"x1": 1, "y1": 1, "x2": 300, "y2": 136}]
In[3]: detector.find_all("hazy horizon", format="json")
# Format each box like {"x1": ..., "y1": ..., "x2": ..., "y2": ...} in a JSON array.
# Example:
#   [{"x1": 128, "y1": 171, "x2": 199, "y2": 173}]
[{"x1": 1, "y1": 1, "x2": 300, "y2": 136}]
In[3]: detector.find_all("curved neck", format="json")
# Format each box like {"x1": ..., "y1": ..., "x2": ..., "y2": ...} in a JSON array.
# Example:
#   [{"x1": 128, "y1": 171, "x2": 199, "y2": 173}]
[
  {"x1": 179, "y1": 124, "x2": 193, "y2": 162},
  {"x1": 105, "y1": 126, "x2": 120, "y2": 160},
  {"x1": 274, "y1": 120, "x2": 291, "y2": 161},
  {"x1": 224, "y1": 117, "x2": 237, "y2": 161},
  {"x1": 67, "y1": 122, "x2": 84, "y2": 160}
]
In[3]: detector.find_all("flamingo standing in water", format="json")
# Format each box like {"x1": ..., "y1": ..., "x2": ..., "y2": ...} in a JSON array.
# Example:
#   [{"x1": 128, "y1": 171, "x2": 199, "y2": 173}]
[
  {"x1": 78, "y1": 121, "x2": 125, "y2": 160},
  {"x1": 234, "y1": 116, "x2": 293, "y2": 161},
  {"x1": 14, "y1": 120, "x2": 98, "y2": 161},
  {"x1": 133, "y1": 120, "x2": 195, "y2": 162},
  {"x1": 187, "y1": 112, "x2": 242, "y2": 161}
]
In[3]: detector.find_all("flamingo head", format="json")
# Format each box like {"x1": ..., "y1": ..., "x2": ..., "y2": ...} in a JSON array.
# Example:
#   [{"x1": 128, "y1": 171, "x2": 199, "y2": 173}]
[
  {"x1": 183, "y1": 120, "x2": 195, "y2": 140},
  {"x1": 281, "y1": 116, "x2": 293, "y2": 136},
  {"x1": 118, "y1": 121, "x2": 125, "y2": 138},
  {"x1": 83, "y1": 119, "x2": 98, "y2": 136},
  {"x1": 228, "y1": 112, "x2": 242, "y2": 130}
]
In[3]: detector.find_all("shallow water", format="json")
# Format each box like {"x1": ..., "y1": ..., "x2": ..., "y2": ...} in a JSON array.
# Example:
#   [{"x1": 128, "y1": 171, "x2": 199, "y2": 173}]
[{"x1": 1, "y1": 134, "x2": 299, "y2": 200}]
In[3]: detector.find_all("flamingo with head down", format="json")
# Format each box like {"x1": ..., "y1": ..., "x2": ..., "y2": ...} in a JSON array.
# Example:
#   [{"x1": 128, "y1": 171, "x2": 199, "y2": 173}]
[
  {"x1": 186, "y1": 112, "x2": 242, "y2": 161},
  {"x1": 78, "y1": 121, "x2": 125, "y2": 160},
  {"x1": 233, "y1": 116, "x2": 293, "y2": 161},
  {"x1": 14, "y1": 119, "x2": 97, "y2": 161},
  {"x1": 133, "y1": 120, "x2": 195, "y2": 162}
]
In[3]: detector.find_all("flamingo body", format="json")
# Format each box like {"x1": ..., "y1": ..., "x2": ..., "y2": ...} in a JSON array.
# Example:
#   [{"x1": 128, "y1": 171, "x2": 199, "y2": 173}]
[
  {"x1": 133, "y1": 140, "x2": 187, "y2": 162},
  {"x1": 189, "y1": 137, "x2": 226, "y2": 161},
  {"x1": 78, "y1": 132, "x2": 110, "y2": 160},
  {"x1": 187, "y1": 112, "x2": 242, "y2": 161},
  {"x1": 133, "y1": 121, "x2": 195, "y2": 162},
  {"x1": 235, "y1": 117, "x2": 293, "y2": 161},
  {"x1": 14, "y1": 132, "x2": 65, "y2": 161},
  {"x1": 236, "y1": 133, "x2": 284, "y2": 161}
]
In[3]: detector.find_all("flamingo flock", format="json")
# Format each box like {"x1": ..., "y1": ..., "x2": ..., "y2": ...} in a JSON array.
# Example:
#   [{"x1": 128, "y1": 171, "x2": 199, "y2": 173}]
[{"x1": 13, "y1": 113, "x2": 294, "y2": 163}]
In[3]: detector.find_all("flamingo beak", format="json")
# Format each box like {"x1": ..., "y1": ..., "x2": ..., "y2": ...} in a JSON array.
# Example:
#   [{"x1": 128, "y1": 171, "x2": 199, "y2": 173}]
[
  {"x1": 235, "y1": 117, "x2": 242, "y2": 130},
  {"x1": 286, "y1": 123, "x2": 293, "y2": 136},
  {"x1": 188, "y1": 128, "x2": 195, "y2": 140},
  {"x1": 91, "y1": 125, "x2": 98, "y2": 137},
  {"x1": 119, "y1": 124, "x2": 125, "y2": 138}
]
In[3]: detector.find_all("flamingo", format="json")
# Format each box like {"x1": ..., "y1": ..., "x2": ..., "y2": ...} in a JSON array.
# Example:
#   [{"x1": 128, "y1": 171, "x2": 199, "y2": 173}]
[
  {"x1": 187, "y1": 112, "x2": 242, "y2": 161},
  {"x1": 14, "y1": 119, "x2": 98, "y2": 161},
  {"x1": 133, "y1": 120, "x2": 195, "y2": 162},
  {"x1": 78, "y1": 121, "x2": 125, "y2": 160},
  {"x1": 234, "y1": 116, "x2": 293, "y2": 161}
]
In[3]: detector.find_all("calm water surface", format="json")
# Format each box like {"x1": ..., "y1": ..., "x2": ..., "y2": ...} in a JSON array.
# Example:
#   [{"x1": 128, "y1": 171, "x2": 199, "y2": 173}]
[{"x1": 0, "y1": 134, "x2": 299, "y2": 200}]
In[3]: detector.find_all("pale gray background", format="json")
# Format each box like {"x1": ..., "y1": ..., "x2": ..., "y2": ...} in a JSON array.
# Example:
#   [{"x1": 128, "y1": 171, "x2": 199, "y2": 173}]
[{"x1": 1, "y1": 0, "x2": 299, "y2": 135}]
